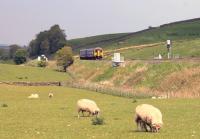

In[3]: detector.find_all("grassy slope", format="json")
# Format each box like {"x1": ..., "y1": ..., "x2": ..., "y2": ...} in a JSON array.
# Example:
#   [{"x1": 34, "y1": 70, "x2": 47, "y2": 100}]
[
  {"x1": 0, "y1": 64, "x2": 70, "y2": 82},
  {"x1": 68, "y1": 60, "x2": 200, "y2": 97},
  {"x1": 117, "y1": 39, "x2": 200, "y2": 59},
  {"x1": 0, "y1": 84, "x2": 200, "y2": 139},
  {"x1": 68, "y1": 18, "x2": 200, "y2": 57}
]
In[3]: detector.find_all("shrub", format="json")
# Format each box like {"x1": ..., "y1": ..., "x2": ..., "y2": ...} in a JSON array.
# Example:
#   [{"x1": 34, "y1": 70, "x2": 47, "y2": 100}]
[
  {"x1": 14, "y1": 49, "x2": 27, "y2": 64},
  {"x1": 91, "y1": 117, "x2": 105, "y2": 125},
  {"x1": 37, "y1": 60, "x2": 48, "y2": 67},
  {"x1": 132, "y1": 99, "x2": 138, "y2": 103},
  {"x1": 1, "y1": 103, "x2": 8, "y2": 107}
]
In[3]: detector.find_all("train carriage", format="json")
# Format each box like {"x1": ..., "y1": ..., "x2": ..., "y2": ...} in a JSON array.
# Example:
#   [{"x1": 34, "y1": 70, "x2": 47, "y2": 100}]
[{"x1": 80, "y1": 47, "x2": 103, "y2": 60}]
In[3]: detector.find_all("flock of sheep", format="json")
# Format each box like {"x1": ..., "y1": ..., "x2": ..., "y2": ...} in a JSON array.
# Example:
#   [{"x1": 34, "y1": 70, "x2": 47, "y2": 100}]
[
  {"x1": 27, "y1": 93, "x2": 53, "y2": 99},
  {"x1": 27, "y1": 93, "x2": 163, "y2": 133},
  {"x1": 77, "y1": 99, "x2": 163, "y2": 133}
]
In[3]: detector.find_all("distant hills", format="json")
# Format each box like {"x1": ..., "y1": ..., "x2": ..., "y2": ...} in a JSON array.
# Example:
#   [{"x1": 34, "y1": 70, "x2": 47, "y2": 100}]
[
  {"x1": 0, "y1": 44, "x2": 9, "y2": 49},
  {"x1": 68, "y1": 17, "x2": 200, "y2": 55}
]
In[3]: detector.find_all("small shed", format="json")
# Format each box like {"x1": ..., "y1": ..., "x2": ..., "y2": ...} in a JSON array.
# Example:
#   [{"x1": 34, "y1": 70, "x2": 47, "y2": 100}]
[{"x1": 38, "y1": 55, "x2": 48, "y2": 62}]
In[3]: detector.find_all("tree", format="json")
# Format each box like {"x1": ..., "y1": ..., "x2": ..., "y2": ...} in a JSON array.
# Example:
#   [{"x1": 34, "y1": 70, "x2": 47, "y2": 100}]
[
  {"x1": 55, "y1": 46, "x2": 73, "y2": 72},
  {"x1": 28, "y1": 40, "x2": 38, "y2": 57},
  {"x1": 40, "y1": 39, "x2": 49, "y2": 55},
  {"x1": 0, "y1": 48, "x2": 4, "y2": 59},
  {"x1": 14, "y1": 49, "x2": 27, "y2": 64},
  {"x1": 48, "y1": 25, "x2": 67, "y2": 53},
  {"x1": 9, "y1": 44, "x2": 21, "y2": 59},
  {"x1": 28, "y1": 25, "x2": 67, "y2": 57},
  {"x1": 0, "y1": 48, "x2": 9, "y2": 60}
]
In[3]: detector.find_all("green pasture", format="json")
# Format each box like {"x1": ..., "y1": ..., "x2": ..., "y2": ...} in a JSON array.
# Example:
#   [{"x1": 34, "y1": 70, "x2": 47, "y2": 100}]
[
  {"x1": 118, "y1": 39, "x2": 200, "y2": 59},
  {"x1": 0, "y1": 64, "x2": 70, "y2": 82},
  {"x1": 0, "y1": 84, "x2": 200, "y2": 139}
]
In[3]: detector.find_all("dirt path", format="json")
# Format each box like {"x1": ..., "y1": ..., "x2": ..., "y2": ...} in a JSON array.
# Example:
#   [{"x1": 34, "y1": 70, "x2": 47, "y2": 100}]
[{"x1": 105, "y1": 42, "x2": 163, "y2": 53}]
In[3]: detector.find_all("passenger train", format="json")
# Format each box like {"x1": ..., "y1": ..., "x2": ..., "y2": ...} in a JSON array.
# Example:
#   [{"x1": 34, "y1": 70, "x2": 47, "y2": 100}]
[{"x1": 80, "y1": 47, "x2": 103, "y2": 60}]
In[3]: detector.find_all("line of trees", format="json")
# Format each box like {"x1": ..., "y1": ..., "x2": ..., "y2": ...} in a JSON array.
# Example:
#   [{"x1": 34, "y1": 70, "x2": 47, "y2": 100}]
[
  {"x1": 1, "y1": 24, "x2": 74, "y2": 71},
  {"x1": 0, "y1": 44, "x2": 27, "y2": 64}
]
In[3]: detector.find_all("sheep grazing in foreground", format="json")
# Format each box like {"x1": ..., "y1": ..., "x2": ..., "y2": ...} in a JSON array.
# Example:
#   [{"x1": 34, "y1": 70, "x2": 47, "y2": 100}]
[
  {"x1": 48, "y1": 93, "x2": 54, "y2": 98},
  {"x1": 28, "y1": 94, "x2": 39, "y2": 99},
  {"x1": 135, "y1": 104, "x2": 163, "y2": 132},
  {"x1": 77, "y1": 99, "x2": 100, "y2": 118}
]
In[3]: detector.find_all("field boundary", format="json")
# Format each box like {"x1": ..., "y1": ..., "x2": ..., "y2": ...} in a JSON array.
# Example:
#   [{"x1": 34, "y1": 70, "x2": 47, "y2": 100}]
[{"x1": 0, "y1": 81, "x2": 61, "y2": 86}]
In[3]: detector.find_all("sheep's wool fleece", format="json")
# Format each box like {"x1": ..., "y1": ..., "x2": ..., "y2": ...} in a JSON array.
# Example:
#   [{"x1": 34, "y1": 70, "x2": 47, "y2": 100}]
[
  {"x1": 135, "y1": 104, "x2": 163, "y2": 125},
  {"x1": 77, "y1": 99, "x2": 98, "y2": 111}
]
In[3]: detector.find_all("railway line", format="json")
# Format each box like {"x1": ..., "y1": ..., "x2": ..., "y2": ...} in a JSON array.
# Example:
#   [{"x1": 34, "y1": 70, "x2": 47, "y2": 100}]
[{"x1": 74, "y1": 41, "x2": 200, "y2": 63}]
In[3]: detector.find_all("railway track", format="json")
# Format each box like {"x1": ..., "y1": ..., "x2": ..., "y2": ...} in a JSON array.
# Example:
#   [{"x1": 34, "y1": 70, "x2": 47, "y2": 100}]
[
  {"x1": 73, "y1": 42, "x2": 163, "y2": 59},
  {"x1": 75, "y1": 57, "x2": 200, "y2": 64},
  {"x1": 73, "y1": 41, "x2": 200, "y2": 63}
]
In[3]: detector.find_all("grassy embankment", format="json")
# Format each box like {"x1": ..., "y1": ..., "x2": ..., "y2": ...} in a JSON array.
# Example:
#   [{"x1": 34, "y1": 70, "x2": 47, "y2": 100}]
[
  {"x1": 68, "y1": 60, "x2": 200, "y2": 98},
  {"x1": 0, "y1": 84, "x2": 200, "y2": 139}
]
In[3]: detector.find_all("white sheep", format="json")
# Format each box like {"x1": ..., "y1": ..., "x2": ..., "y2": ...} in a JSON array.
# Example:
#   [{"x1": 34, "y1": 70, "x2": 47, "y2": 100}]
[
  {"x1": 48, "y1": 93, "x2": 54, "y2": 98},
  {"x1": 28, "y1": 94, "x2": 39, "y2": 99},
  {"x1": 135, "y1": 104, "x2": 163, "y2": 132},
  {"x1": 77, "y1": 99, "x2": 100, "y2": 118}
]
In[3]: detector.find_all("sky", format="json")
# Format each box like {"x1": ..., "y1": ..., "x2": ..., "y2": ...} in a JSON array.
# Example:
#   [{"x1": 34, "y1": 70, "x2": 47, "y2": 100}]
[{"x1": 0, "y1": 0, "x2": 200, "y2": 45}]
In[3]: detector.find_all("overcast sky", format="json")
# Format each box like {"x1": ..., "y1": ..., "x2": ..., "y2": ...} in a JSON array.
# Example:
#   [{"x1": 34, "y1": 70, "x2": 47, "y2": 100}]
[{"x1": 1, "y1": 0, "x2": 200, "y2": 45}]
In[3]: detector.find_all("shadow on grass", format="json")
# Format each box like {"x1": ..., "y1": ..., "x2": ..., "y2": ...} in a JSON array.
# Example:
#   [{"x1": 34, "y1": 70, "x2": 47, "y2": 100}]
[{"x1": 128, "y1": 129, "x2": 149, "y2": 133}]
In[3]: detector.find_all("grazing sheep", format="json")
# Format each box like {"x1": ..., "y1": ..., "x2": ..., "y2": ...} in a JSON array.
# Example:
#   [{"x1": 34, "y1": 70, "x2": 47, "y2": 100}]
[
  {"x1": 77, "y1": 99, "x2": 100, "y2": 118},
  {"x1": 48, "y1": 93, "x2": 53, "y2": 98},
  {"x1": 135, "y1": 104, "x2": 163, "y2": 132},
  {"x1": 28, "y1": 94, "x2": 39, "y2": 99}
]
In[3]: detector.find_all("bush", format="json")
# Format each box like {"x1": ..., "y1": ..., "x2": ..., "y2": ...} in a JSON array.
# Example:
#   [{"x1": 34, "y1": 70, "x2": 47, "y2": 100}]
[
  {"x1": 132, "y1": 99, "x2": 138, "y2": 103},
  {"x1": 14, "y1": 49, "x2": 27, "y2": 64},
  {"x1": 37, "y1": 61, "x2": 48, "y2": 67},
  {"x1": 1, "y1": 103, "x2": 8, "y2": 107},
  {"x1": 91, "y1": 117, "x2": 105, "y2": 125}
]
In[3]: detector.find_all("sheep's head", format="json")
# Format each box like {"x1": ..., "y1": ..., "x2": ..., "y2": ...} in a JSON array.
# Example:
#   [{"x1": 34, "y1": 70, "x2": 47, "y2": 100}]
[
  {"x1": 92, "y1": 108, "x2": 100, "y2": 116},
  {"x1": 48, "y1": 93, "x2": 53, "y2": 98},
  {"x1": 152, "y1": 123, "x2": 162, "y2": 132}
]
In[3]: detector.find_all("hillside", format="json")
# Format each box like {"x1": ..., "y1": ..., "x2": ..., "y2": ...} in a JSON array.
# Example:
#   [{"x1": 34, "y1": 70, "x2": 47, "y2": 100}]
[
  {"x1": 68, "y1": 18, "x2": 200, "y2": 55},
  {"x1": 110, "y1": 39, "x2": 200, "y2": 60},
  {"x1": 67, "y1": 60, "x2": 200, "y2": 98},
  {"x1": 0, "y1": 44, "x2": 8, "y2": 49}
]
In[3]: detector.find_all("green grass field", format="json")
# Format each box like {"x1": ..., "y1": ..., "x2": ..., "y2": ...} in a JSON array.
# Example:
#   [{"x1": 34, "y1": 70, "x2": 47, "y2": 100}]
[
  {"x1": 0, "y1": 84, "x2": 200, "y2": 139},
  {"x1": 117, "y1": 39, "x2": 200, "y2": 59},
  {"x1": 0, "y1": 64, "x2": 70, "y2": 82}
]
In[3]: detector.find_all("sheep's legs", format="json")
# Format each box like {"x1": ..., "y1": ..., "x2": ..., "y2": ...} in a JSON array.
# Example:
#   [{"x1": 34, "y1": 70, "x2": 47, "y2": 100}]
[
  {"x1": 135, "y1": 115, "x2": 144, "y2": 131},
  {"x1": 143, "y1": 123, "x2": 149, "y2": 132},
  {"x1": 87, "y1": 111, "x2": 91, "y2": 117},
  {"x1": 78, "y1": 110, "x2": 80, "y2": 118},
  {"x1": 82, "y1": 111, "x2": 85, "y2": 117},
  {"x1": 78, "y1": 109, "x2": 84, "y2": 118}
]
